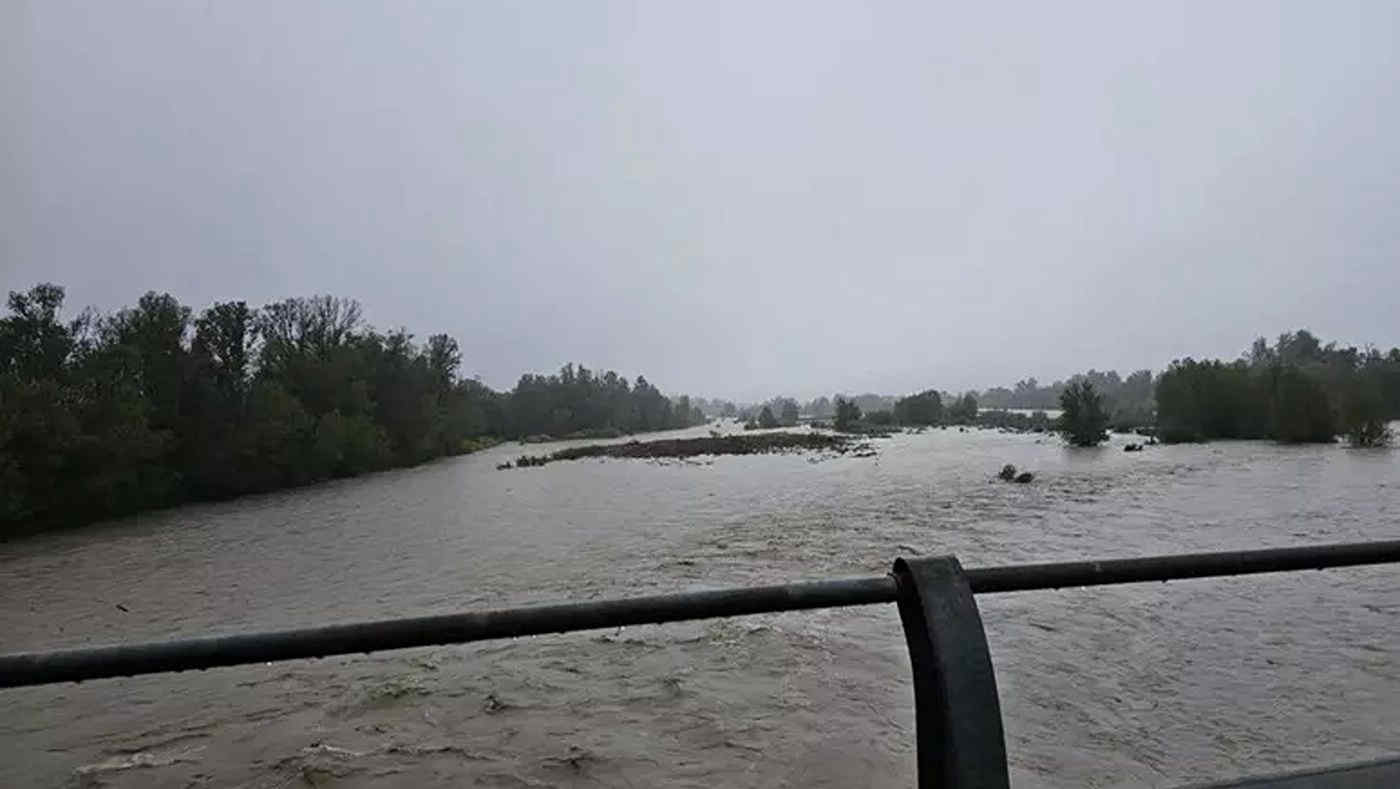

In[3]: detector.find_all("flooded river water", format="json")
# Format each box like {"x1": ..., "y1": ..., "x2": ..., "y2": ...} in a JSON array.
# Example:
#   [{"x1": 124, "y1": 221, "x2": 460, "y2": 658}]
[{"x1": 1, "y1": 424, "x2": 1397, "y2": 787}]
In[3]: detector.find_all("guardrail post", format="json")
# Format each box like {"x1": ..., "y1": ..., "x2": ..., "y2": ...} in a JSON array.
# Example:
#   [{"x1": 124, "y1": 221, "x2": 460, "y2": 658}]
[{"x1": 893, "y1": 556, "x2": 1009, "y2": 788}]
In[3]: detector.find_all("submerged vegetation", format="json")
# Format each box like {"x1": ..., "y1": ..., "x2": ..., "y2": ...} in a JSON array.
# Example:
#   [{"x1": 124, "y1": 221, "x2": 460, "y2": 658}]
[
  {"x1": 1155, "y1": 331, "x2": 1399, "y2": 446},
  {"x1": 504, "y1": 432, "x2": 863, "y2": 469},
  {"x1": 734, "y1": 332, "x2": 1397, "y2": 449},
  {"x1": 0, "y1": 283, "x2": 706, "y2": 532},
  {"x1": 1057, "y1": 381, "x2": 1111, "y2": 447}
]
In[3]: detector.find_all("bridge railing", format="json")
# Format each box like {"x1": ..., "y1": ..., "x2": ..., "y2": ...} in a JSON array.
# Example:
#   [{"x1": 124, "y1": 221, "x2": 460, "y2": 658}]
[{"x1": 4, "y1": 540, "x2": 1400, "y2": 788}]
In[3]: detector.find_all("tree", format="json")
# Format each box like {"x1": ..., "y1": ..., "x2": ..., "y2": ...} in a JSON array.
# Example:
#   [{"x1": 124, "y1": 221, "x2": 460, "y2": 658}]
[
  {"x1": 780, "y1": 399, "x2": 800, "y2": 426},
  {"x1": 1108, "y1": 369, "x2": 1156, "y2": 429},
  {"x1": 1342, "y1": 383, "x2": 1393, "y2": 447},
  {"x1": 425, "y1": 334, "x2": 460, "y2": 391},
  {"x1": 1057, "y1": 381, "x2": 1110, "y2": 447},
  {"x1": 946, "y1": 393, "x2": 978, "y2": 424},
  {"x1": 894, "y1": 389, "x2": 943, "y2": 425},
  {"x1": 758, "y1": 405, "x2": 780, "y2": 429},
  {"x1": 1270, "y1": 366, "x2": 1335, "y2": 444},
  {"x1": 182, "y1": 301, "x2": 260, "y2": 496},
  {"x1": 805, "y1": 396, "x2": 832, "y2": 419},
  {"x1": 0, "y1": 283, "x2": 74, "y2": 380},
  {"x1": 102, "y1": 291, "x2": 191, "y2": 434},
  {"x1": 192, "y1": 301, "x2": 258, "y2": 396},
  {"x1": 1155, "y1": 358, "x2": 1266, "y2": 442},
  {"x1": 834, "y1": 397, "x2": 861, "y2": 431}
]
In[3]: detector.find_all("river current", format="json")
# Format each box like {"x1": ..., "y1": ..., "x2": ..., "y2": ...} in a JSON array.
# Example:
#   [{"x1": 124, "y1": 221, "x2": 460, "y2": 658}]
[{"x1": 2, "y1": 424, "x2": 1397, "y2": 787}]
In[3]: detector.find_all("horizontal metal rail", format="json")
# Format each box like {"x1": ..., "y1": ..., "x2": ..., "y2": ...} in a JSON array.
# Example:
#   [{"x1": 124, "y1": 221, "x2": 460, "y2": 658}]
[
  {"x1": 966, "y1": 539, "x2": 1400, "y2": 593},
  {"x1": 2, "y1": 540, "x2": 1399, "y2": 689}
]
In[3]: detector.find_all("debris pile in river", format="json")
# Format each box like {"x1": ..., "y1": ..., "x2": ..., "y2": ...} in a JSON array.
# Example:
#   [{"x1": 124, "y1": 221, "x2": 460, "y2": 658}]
[
  {"x1": 501, "y1": 432, "x2": 870, "y2": 469},
  {"x1": 997, "y1": 464, "x2": 1035, "y2": 483}
]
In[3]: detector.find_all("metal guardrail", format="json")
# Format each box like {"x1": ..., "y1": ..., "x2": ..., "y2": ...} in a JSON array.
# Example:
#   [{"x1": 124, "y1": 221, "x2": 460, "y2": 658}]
[{"x1": 4, "y1": 540, "x2": 1400, "y2": 787}]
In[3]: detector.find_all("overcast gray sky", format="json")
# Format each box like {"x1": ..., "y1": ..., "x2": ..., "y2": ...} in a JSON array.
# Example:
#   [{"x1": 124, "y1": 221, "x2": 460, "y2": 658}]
[{"x1": 5, "y1": 2, "x2": 1400, "y2": 401}]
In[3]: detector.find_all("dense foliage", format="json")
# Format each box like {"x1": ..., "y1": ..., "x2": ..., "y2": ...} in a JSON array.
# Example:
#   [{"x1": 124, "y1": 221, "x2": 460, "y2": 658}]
[
  {"x1": 0, "y1": 284, "x2": 705, "y2": 531},
  {"x1": 894, "y1": 389, "x2": 943, "y2": 425},
  {"x1": 946, "y1": 393, "x2": 979, "y2": 424},
  {"x1": 1057, "y1": 381, "x2": 1111, "y2": 446},
  {"x1": 1155, "y1": 331, "x2": 1399, "y2": 446},
  {"x1": 833, "y1": 397, "x2": 862, "y2": 431},
  {"x1": 757, "y1": 406, "x2": 780, "y2": 429},
  {"x1": 741, "y1": 330, "x2": 1397, "y2": 447}
]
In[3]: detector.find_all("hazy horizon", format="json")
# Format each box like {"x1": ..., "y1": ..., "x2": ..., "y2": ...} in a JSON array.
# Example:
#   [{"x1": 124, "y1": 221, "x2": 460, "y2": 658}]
[{"x1": 7, "y1": 1, "x2": 1400, "y2": 401}]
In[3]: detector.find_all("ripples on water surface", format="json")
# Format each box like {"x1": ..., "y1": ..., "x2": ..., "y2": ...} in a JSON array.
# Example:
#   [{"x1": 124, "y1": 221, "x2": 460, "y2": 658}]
[{"x1": 1, "y1": 425, "x2": 1397, "y2": 787}]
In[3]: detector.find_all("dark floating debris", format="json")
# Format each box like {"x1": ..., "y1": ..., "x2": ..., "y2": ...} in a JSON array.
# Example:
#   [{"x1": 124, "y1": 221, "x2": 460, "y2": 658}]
[
  {"x1": 483, "y1": 692, "x2": 510, "y2": 714},
  {"x1": 997, "y1": 464, "x2": 1035, "y2": 483}
]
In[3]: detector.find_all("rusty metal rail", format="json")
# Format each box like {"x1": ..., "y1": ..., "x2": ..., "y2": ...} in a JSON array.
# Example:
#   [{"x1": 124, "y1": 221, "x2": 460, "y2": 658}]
[{"x1": 4, "y1": 539, "x2": 1400, "y2": 788}]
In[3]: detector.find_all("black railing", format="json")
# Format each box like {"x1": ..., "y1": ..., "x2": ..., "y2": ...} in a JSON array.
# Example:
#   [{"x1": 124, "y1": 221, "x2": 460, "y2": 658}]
[{"x1": 4, "y1": 540, "x2": 1400, "y2": 788}]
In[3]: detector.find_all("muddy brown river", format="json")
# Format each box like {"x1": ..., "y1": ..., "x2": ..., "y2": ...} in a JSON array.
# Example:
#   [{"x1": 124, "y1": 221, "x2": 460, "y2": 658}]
[{"x1": 2, "y1": 424, "x2": 1397, "y2": 787}]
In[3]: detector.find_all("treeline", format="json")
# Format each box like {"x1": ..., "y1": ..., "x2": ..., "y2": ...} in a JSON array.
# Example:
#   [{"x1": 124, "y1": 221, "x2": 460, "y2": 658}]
[
  {"x1": 1156, "y1": 331, "x2": 1399, "y2": 446},
  {"x1": 980, "y1": 369, "x2": 1156, "y2": 429},
  {"x1": 724, "y1": 329, "x2": 1398, "y2": 448},
  {"x1": 0, "y1": 284, "x2": 705, "y2": 531},
  {"x1": 726, "y1": 388, "x2": 1043, "y2": 433},
  {"x1": 804, "y1": 393, "x2": 894, "y2": 420},
  {"x1": 842, "y1": 389, "x2": 1040, "y2": 432}
]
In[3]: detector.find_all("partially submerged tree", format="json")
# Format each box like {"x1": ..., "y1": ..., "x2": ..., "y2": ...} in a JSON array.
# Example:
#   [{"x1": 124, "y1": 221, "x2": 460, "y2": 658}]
[
  {"x1": 1269, "y1": 366, "x2": 1335, "y2": 444},
  {"x1": 780, "y1": 399, "x2": 800, "y2": 426},
  {"x1": 1057, "y1": 380, "x2": 1110, "y2": 446},
  {"x1": 1341, "y1": 371, "x2": 1393, "y2": 447},
  {"x1": 757, "y1": 405, "x2": 780, "y2": 429},
  {"x1": 893, "y1": 389, "x2": 942, "y2": 425},
  {"x1": 833, "y1": 397, "x2": 861, "y2": 431},
  {"x1": 946, "y1": 392, "x2": 978, "y2": 424}
]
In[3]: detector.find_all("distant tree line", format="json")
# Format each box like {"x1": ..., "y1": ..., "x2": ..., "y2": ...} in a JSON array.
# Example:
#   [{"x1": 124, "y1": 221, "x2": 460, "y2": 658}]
[
  {"x1": 0, "y1": 284, "x2": 706, "y2": 531},
  {"x1": 829, "y1": 390, "x2": 997, "y2": 432},
  {"x1": 979, "y1": 369, "x2": 1156, "y2": 431},
  {"x1": 714, "y1": 329, "x2": 1398, "y2": 449},
  {"x1": 690, "y1": 396, "x2": 739, "y2": 418},
  {"x1": 722, "y1": 387, "x2": 1045, "y2": 434}
]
